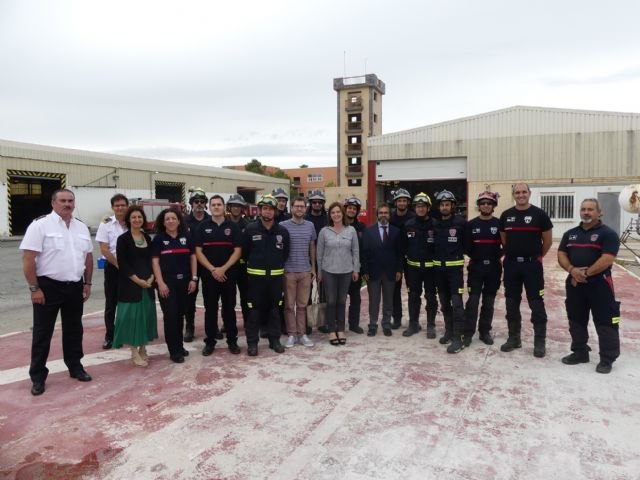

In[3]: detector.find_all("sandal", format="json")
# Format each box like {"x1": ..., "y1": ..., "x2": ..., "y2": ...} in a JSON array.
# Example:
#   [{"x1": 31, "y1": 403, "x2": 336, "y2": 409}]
[
  {"x1": 329, "y1": 332, "x2": 340, "y2": 346},
  {"x1": 337, "y1": 332, "x2": 347, "y2": 345}
]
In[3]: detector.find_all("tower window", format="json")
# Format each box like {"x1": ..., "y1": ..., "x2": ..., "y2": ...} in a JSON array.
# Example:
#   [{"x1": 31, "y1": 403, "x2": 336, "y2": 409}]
[
  {"x1": 348, "y1": 179, "x2": 362, "y2": 187},
  {"x1": 373, "y1": 113, "x2": 378, "y2": 123},
  {"x1": 373, "y1": 92, "x2": 378, "y2": 101}
]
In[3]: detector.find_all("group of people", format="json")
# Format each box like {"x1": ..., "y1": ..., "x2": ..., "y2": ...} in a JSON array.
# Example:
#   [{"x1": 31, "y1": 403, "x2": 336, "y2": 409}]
[{"x1": 20, "y1": 182, "x2": 622, "y2": 396}]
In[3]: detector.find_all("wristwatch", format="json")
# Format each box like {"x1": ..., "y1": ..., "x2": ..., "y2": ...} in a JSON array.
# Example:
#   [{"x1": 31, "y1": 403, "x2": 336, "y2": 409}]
[
  {"x1": 29, "y1": 284, "x2": 40, "y2": 292},
  {"x1": 191, "y1": 276, "x2": 198, "y2": 281}
]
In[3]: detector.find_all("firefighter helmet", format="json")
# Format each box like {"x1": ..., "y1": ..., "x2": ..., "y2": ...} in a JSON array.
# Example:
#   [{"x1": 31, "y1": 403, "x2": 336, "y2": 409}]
[
  {"x1": 392, "y1": 188, "x2": 411, "y2": 202},
  {"x1": 307, "y1": 190, "x2": 326, "y2": 202},
  {"x1": 188, "y1": 187, "x2": 208, "y2": 205},
  {"x1": 412, "y1": 192, "x2": 432, "y2": 206},
  {"x1": 343, "y1": 195, "x2": 362, "y2": 210},
  {"x1": 476, "y1": 190, "x2": 499, "y2": 205},
  {"x1": 272, "y1": 187, "x2": 289, "y2": 200},
  {"x1": 228, "y1": 193, "x2": 247, "y2": 207},
  {"x1": 257, "y1": 194, "x2": 277, "y2": 208},
  {"x1": 435, "y1": 190, "x2": 457, "y2": 204}
]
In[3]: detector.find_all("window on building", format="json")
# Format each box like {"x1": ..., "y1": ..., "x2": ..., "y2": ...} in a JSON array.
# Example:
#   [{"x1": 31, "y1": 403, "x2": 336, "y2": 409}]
[
  {"x1": 349, "y1": 135, "x2": 361, "y2": 144},
  {"x1": 307, "y1": 173, "x2": 323, "y2": 182},
  {"x1": 373, "y1": 113, "x2": 378, "y2": 123},
  {"x1": 374, "y1": 92, "x2": 378, "y2": 101},
  {"x1": 350, "y1": 114, "x2": 361, "y2": 122},
  {"x1": 350, "y1": 157, "x2": 361, "y2": 166},
  {"x1": 348, "y1": 179, "x2": 362, "y2": 187},
  {"x1": 540, "y1": 193, "x2": 574, "y2": 219}
]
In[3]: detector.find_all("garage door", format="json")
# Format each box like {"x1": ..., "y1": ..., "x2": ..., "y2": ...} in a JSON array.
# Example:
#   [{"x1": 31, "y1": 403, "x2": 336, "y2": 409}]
[{"x1": 376, "y1": 157, "x2": 467, "y2": 181}]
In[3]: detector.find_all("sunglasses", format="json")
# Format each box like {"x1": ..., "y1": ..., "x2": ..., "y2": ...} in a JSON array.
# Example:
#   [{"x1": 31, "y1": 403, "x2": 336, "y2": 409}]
[
  {"x1": 478, "y1": 201, "x2": 494, "y2": 206},
  {"x1": 193, "y1": 200, "x2": 206, "y2": 204}
]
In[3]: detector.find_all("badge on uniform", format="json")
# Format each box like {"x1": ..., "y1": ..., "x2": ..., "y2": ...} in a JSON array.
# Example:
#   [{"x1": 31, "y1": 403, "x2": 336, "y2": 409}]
[
  {"x1": 449, "y1": 229, "x2": 457, "y2": 237},
  {"x1": 252, "y1": 234, "x2": 262, "y2": 241},
  {"x1": 507, "y1": 216, "x2": 516, "y2": 222},
  {"x1": 407, "y1": 231, "x2": 416, "y2": 238},
  {"x1": 205, "y1": 228, "x2": 212, "y2": 233},
  {"x1": 490, "y1": 227, "x2": 498, "y2": 234},
  {"x1": 524, "y1": 216, "x2": 532, "y2": 224},
  {"x1": 591, "y1": 234, "x2": 599, "y2": 241},
  {"x1": 163, "y1": 240, "x2": 170, "y2": 245},
  {"x1": 180, "y1": 237, "x2": 187, "y2": 245},
  {"x1": 569, "y1": 234, "x2": 577, "y2": 240},
  {"x1": 224, "y1": 228, "x2": 231, "y2": 236},
  {"x1": 473, "y1": 228, "x2": 480, "y2": 234},
  {"x1": 276, "y1": 235, "x2": 283, "y2": 242}
]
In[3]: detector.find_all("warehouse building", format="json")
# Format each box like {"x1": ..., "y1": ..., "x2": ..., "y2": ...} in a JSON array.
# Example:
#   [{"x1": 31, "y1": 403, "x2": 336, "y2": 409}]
[
  {"x1": 366, "y1": 105, "x2": 640, "y2": 237},
  {"x1": 0, "y1": 139, "x2": 288, "y2": 237}
]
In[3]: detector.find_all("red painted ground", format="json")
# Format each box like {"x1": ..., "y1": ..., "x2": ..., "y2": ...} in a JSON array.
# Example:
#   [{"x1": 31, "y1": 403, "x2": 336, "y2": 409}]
[{"x1": 1, "y1": 249, "x2": 639, "y2": 480}]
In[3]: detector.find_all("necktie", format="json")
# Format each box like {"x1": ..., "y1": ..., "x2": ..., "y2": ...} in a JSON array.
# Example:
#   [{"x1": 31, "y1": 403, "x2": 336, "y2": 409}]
[{"x1": 382, "y1": 225, "x2": 389, "y2": 246}]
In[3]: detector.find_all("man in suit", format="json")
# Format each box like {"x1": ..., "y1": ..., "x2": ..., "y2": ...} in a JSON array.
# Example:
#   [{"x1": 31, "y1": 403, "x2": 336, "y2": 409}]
[{"x1": 362, "y1": 204, "x2": 403, "y2": 336}]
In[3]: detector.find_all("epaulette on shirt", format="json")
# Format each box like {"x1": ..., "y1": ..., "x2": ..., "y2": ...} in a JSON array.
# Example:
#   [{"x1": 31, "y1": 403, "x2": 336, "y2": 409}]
[
  {"x1": 33, "y1": 214, "x2": 47, "y2": 221},
  {"x1": 102, "y1": 217, "x2": 111, "y2": 223},
  {"x1": 74, "y1": 217, "x2": 87, "y2": 224}
]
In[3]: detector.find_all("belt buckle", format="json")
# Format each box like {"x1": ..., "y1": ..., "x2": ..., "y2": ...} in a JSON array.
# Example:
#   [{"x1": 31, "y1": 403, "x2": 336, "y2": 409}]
[
  {"x1": 516, "y1": 257, "x2": 525, "y2": 263},
  {"x1": 177, "y1": 273, "x2": 184, "y2": 280},
  {"x1": 483, "y1": 260, "x2": 490, "y2": 265}
]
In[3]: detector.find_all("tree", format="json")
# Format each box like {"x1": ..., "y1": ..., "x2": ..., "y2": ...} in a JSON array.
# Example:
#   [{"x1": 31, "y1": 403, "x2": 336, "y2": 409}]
[
  {"x1": 325, "y1": 181, "x2": 336, "y2": 187},
  {"x1": 271, "y1": 169, "x2": 290, "y2": 179},
  {"x1": 299, "y1": 164, "x2": 308, "y2": 168},
  {"x1": 245, "y1": 158, "x2": 266, "y2": 175}
]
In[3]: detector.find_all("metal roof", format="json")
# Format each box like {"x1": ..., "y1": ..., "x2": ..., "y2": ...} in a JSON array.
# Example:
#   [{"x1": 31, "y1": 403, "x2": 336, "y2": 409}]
[
  {"x1": 369, "y1": 105, "x2": 640, "y2": 145},
  {"x1": 0, "y1": 138, "x2": 287, "y2": 184}
]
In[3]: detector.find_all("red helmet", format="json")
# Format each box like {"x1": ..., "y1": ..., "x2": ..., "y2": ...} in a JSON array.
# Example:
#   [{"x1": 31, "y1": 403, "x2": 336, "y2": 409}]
[{"x1": 477, "y1": 190, "x2": 498, "y2": 205}]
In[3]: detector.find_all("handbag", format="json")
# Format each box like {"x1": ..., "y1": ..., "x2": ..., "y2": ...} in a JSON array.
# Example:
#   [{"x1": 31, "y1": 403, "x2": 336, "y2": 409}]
[{"x1": 306, "y1": 288, "x2": 326, "y2": 328}]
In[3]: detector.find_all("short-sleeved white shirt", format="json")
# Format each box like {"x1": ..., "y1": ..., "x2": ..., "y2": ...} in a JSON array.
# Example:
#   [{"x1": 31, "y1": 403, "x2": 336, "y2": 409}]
[
  {"x1": 19, "y1": 211, "x2": 93, "y2": 282},
  {"x1": 95, "y1": 215, "x2": 127, "y2": 256}
]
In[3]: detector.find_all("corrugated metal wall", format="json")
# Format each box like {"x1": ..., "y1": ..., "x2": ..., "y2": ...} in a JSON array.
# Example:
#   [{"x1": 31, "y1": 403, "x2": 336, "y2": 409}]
[{"x1": 369, "y1": 107, "x2": 640, "y2": 183}]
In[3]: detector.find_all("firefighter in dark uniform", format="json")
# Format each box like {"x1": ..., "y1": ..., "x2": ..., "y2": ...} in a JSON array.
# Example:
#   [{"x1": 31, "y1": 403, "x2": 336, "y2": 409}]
[
  {"x1": 389, "y1": 188, "x2": 416, "y2": 329},
  {"x1": 273, "y1": 187, "x2": 291, "y2": 223},
  {"x1": 463, "y1": 191, "x2": 502, "y2": 346},
  {"x1": 499, "y1": 183, "x2": 553, "y2": 358},
  {"x1": 194, "y1": 195, "x2": 242, "y2": 356},
  {"x1": 344, "y1": 195, "x2": 366, "y2": 334},
  {"x1": 184, "y1": 188, "x2": 211, "y2": 342},
  {"x1": 227, "y1": 193, "x2": 250, "y2": 326},
  {"x1": 243, "y1": 194, "x2": 290, "y2": 356},
  {"x1": 558, "y1": 198, "x2": 621, "y2": 374},
  {"x1": 432, "y1": 190, "x2": 466, "y2": 353},
  {"x1": 401, "y1": 192, "x2": 439, "y2": 338}
]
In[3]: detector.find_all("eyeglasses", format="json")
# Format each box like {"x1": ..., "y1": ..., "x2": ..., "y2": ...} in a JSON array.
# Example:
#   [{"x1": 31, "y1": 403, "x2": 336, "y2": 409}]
[
  {"x1": 478, "y1": 201, "x2": 494, "y2": 206},
  {"x1": 311, "y1": 201, "x2": 323, "y2": 205},
  {"x1": 193, "y1": 200, "x2": 206, "y2": 204}
]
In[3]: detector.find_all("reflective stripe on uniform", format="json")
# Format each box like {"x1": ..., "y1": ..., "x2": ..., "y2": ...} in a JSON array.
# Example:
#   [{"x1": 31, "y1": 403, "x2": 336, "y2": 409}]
[
  {"x1": 406, "y1": 259, "x2": 434, "y2": 268},
  {"x1": 433, "y1": 259, "x2": 464, "y2": 267},
  {"x1": 612, "y1": 316, "x2": 620, "y2": 324},
  {"x1": 539, "y1": 289, "x2": 545, "y2": 297},
  {"x1": 247, "y1": 267, "x2": 284, "y2": 276}
]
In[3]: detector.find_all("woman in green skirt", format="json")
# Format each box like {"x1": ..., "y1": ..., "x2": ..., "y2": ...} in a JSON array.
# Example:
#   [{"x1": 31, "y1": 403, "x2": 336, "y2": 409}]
[{"x1": 113, "y1": 206, "x2": 158, "y2": 367}]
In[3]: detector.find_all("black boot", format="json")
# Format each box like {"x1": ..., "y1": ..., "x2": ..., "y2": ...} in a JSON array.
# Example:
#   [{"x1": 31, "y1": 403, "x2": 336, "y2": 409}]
[
  {"x1": 184, "y1": 319, "x2": 195, "y2": 343},
  {"x1": 500, "y1": 321, "x2": 522, "y2": 352},
  {"x1": 269, "y1": 339, "x2": 285, "y2": 353},
  {"x1": 533, "y1": 323, "x2": 546, "y2": 358},
  {"x1": 447, "y1": 335, "x2": 464, "y2": 353},
  {"x1": 402, "y1": 323, "x2": 422, "y2": 337},
  {"x1": 439, "y1": 317, "x2": 453, "y2": 344}
]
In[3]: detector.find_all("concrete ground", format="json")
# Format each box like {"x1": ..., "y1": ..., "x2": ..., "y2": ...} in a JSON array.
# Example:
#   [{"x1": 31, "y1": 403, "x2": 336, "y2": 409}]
[{"x1": 1, "y1": 249, "x2": 639, "y2": 480}]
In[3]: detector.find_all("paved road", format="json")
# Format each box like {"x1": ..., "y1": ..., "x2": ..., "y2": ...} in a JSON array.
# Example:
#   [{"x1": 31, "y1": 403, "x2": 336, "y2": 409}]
[{"x1": 0, "y1": 238, "x2": 106, "y2": 336}]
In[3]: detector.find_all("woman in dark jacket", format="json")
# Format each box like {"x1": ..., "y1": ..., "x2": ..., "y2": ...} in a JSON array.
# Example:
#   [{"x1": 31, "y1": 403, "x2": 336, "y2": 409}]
[
  {"x1": 113, "y1": 206, "x2": 158, "y2": 367},
  {"x1": 151, "y1": 207, "x2": 197, "y2": 364}
]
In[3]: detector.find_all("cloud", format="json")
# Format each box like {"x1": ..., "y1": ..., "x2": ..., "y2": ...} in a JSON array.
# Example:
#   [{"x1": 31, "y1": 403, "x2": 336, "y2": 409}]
[
  {"x1": 544, "y1": 65, "x2": 640, "y2": 86},
  {"x1": 110, "y1": 142, "x2": 335, "y2": 160}
]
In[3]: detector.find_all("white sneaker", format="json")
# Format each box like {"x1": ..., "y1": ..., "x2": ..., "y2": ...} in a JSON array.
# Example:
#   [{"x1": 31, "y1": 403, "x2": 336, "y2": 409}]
[
  {"x1": 299, "y1": 335, "x2": 314, "y2": 347},
  {"x1": 285, "y1": 335, "x2": 296, "y2": 348}
]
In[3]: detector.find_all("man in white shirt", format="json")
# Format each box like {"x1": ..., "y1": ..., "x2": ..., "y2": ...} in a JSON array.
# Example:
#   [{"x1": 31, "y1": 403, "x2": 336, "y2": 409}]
[
  {"x1": 20, "y1": 189, "x2": 94, "y2": 396},
  {"x1": 95, "y1": 193, "x2": 128, "y2": 349}
]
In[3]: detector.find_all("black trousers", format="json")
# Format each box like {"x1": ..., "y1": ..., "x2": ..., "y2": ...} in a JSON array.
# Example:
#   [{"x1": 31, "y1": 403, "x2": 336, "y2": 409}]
[
  {"x1": 30, "y1": 276, "x2": 85, "y2": 383},
  {"x1": 236, "y1": 265, "x2": 250, "y2": 325},
  {"x1": 565, "y1": 274, "x2": 621, "y2": 363},
  {"x1": 158, "y1": 276, "x2": 189, "y2": 356},
  {"x1": 184, "y1": 279, "x2": 200, "y2": 326},
  {"x1": 405, "y1": 265, "x2": 438, "y2": 328},
  {"x1": 464, "y1": 261, "x2": 502, "y2": 337},
  {"x1": 504, "y1": 258, "x2": 547, "y2": 327},
  {"x1": 347, "y1": 278, "x2": 362, "y2": 328},
  {"x1": 435, "y1": 267, "x2": 465, "y2": 335},
  {"x1": 103, "y1": 262, "x2": 119, "y2": 341},
  {"x1": 246, "y1": 274, "x2": 284, "y2": 346},
  {"x1": 392, "y1": 271, "x2": 407, "y2": 324},
  {"x1": 201, "y1": 273, "x2": 238, "y2": 346}
]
